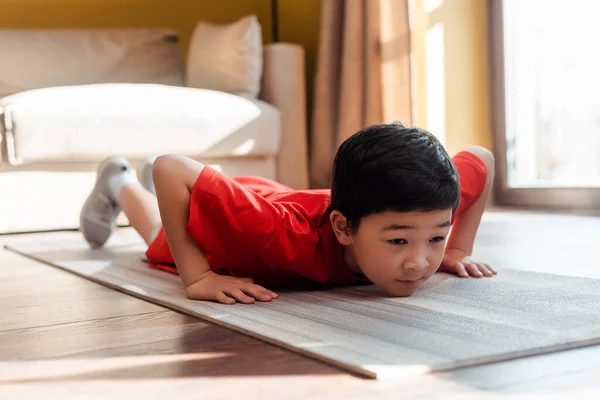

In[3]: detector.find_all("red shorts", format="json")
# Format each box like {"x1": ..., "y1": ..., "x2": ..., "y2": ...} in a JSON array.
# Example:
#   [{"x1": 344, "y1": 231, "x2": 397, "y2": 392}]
[{"x1": 145, "y1": 151, "x2": 487, "y2": 279}]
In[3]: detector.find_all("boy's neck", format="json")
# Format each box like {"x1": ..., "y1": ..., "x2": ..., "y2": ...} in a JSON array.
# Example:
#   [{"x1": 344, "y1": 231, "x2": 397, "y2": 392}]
[{"x1": 343, "y1": 245, "x2": 363, "y2": 276}]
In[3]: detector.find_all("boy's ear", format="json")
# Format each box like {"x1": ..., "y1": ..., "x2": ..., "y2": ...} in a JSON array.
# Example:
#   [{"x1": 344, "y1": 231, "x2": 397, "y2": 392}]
[{"x1": 330, "y1": 210, "x2": 352, "y2": 245}]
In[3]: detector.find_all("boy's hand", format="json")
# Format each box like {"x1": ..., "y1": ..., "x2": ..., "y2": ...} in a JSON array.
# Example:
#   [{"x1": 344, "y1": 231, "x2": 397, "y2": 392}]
[
  {"x1": 439, "y1": 248, "x2": 497, "y2": 278},
  {"x1": 185, "y1": 271, "x2": 279, "y2": 304}
]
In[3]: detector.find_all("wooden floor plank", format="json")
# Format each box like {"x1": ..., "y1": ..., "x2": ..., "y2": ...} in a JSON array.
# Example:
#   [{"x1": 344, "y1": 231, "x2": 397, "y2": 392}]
[
  {"x1": 0, "y1": 297, "x2": 163, "y2": 332},
  {"x1": 0, "y1": 273, "x2": 119, "y2": 310},
  {"x1": 0, "y1": 313, "x2": 341, "y2": 381}
]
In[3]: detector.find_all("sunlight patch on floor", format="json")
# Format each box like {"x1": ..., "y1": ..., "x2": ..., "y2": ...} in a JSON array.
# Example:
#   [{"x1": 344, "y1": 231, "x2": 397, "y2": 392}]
[{"x1": 0, "y1": 353, "x2": 230, "y2": 384}]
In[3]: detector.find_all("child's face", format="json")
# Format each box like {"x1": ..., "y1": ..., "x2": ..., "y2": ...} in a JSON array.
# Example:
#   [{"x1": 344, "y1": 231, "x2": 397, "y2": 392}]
[{"x1": 342, "y1": 209, "x2": 453, "y2": 297}]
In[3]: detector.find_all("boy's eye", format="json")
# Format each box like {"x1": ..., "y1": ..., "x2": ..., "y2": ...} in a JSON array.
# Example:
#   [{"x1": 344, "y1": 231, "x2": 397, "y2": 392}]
[
  {"x1": 430, "y1": 236, "x2": 446, "y2": 243},
  {"x1": 388, "y1": 239, "x2": 407, "y2": 245}
]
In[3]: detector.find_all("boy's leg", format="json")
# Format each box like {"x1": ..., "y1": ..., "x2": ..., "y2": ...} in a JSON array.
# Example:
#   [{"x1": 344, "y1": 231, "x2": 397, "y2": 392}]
[
  {"x1": 119, "y1": 184, "x2": 161, "y2": 245},
  {"x1": 136, "y1": 156, "x2": 157, "y2": 196},
  {"x1": 80, "y1": 157, "x2": 160, "y2": 248}
]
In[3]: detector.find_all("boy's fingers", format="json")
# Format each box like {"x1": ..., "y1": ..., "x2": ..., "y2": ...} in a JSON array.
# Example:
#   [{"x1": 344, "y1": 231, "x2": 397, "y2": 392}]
[
  {"x1": 455, "y1": 262, "x2": 469, "y2": 278},
  {"x1": 238, "y1": 277, "x2": 254, "y2": 283},
  {"x1": 464, "y1": 262, "x2": 483, "y2": 278},
  {"x1": 216, "y1": 292, "x2": 236, "y2": 305},
  {"x1": 479, "y1": 263, "x2": 494, "y2": 276},
  {"x1": 485, "y1": 264, "x2": 497, "y2": 274},
  {"x1": 480, "y1": 263, "x2": 495, "y2": 275},
  {"x1": 246, "y1": 283, "x2": 278, "y2": 298},
  {"x1": 225, "y1": 288, "x2": 255, "y2": 304},
  {"x1": 247, "y1": 289, "x2": 273, "y2": 302},
  {"x1": 476, "y1": 263, "x2": 493, "y2": 277},
  {"x1": 242, "y1": 285, "x2": 274, "y2": 302}
]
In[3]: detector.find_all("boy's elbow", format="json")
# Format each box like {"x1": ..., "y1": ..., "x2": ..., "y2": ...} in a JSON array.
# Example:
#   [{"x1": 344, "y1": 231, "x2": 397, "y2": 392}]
[
  {"x1": 465, "y1": 146, "x2": 495, "y2": 176},
  {"x1": 152, "y1": 154, "x2": 206, "y2": 192}
]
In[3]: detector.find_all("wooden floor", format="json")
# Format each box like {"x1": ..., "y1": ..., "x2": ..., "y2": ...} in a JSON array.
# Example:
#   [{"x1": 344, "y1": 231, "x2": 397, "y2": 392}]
[{"x1": 2, "y1": 209, "x2": 600, "y2": 399}]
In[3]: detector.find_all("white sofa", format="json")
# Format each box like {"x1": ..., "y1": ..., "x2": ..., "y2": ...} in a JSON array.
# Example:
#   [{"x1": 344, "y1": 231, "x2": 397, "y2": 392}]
[{"x1": 0, "y1": 25, "x2": 309, "y2": 234}]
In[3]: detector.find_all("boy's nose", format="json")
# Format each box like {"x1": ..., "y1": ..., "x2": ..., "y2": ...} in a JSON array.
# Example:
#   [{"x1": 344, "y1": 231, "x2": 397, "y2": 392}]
[{"x1": 403, "y1": 253, "x2": 429, "y2": 272}]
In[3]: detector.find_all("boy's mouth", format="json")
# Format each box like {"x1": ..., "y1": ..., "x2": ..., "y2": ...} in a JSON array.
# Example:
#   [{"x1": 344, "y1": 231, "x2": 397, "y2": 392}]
[{"x1": 396, "y1": 277, "x2": 424, "y2": 285}]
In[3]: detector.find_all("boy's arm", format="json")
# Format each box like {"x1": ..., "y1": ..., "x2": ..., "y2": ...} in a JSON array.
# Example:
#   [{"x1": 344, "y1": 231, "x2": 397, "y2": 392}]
[
  {"x1": 152, "y1": 155, "x2": 278, "y2": 304},
  {"x1": 445, "y1": 184, "x2": 489, "y2": 257},
  {"x1": 153, "y1": 159, "x2": 211, "y2": 288},
  {"x1": 441, "y1": 147, "x2": 497, "y2": 278}
]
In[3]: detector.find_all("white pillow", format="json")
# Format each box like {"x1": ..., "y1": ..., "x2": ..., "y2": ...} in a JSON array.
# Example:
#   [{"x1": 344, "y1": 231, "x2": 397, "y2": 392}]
[{"x1": 186, "y1": 15, "x2": 263, "y2": 98}]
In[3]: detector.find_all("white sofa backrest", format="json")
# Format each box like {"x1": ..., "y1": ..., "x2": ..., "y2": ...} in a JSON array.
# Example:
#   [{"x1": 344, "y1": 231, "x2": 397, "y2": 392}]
[{"x1": 0, "y1": 28, "x2": 185, "y2": 98}]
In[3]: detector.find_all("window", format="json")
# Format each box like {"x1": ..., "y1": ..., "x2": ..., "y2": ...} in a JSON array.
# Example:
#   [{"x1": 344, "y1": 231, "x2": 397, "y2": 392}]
[{"x1": 490, "y1": 0, "x2": 600, "y2": 209}]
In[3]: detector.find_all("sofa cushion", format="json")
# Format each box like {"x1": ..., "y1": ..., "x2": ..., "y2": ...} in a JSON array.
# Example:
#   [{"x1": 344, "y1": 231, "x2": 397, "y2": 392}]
[
  {"x1": 1, "y1": 83, "x2": 281, "y2": 163},
  {"x1": 0, "y1": 29, "x2": 185, "y2": 99},
  {"x1": 186, "y1": 15, "x2": 263, "y2": 99}
]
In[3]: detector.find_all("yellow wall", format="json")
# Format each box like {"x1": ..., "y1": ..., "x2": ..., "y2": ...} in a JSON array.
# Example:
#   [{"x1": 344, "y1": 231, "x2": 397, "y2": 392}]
[
  {"x1": 0, "y1": 0, "x2": 274, "y2": 54},
  {"x1": 411, "y1": 0, "x2": 492, "y2": 155},
  {"x1": 278, "y1": 0, "x2": 321, "y2": 119}
]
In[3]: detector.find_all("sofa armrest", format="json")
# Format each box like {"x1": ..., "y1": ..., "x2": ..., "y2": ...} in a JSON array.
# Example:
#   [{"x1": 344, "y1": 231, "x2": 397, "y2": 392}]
[
  {"x1": 262, "y1": 43, "x2": 309, "y2": 190},
  {"x1": 0, "y1": 105, "x2": 4, "y2": 164}
]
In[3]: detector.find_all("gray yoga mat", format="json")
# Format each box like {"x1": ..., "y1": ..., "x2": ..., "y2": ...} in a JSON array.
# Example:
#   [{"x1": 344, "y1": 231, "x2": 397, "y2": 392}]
[{"x1": 6, "y1": 232, "x2": 600, "y2": 379}]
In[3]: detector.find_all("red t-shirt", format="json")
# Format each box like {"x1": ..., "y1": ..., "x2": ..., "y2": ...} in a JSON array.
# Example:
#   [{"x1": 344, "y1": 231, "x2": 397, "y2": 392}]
[
  {"x1": 145, "y1": 151, "x2": 487, "y2": 288},
  {"x1": 145, "y1": 168, "x2": 368, "y2": 288}
]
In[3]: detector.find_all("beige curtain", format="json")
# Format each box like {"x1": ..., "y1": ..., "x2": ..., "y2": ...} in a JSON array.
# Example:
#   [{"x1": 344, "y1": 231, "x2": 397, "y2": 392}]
[{"x1": 310, "y1": 0, "x2": 412, "y2": 188}]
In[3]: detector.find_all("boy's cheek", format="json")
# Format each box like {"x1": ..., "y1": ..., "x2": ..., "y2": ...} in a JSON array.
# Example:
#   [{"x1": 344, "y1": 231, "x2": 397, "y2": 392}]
[
  {"x1": 358, "y1": 266, "x2": 384, "y2": 286},
  {"x1": 360, "y1": 267, "x2": 399, "y2": 294}
]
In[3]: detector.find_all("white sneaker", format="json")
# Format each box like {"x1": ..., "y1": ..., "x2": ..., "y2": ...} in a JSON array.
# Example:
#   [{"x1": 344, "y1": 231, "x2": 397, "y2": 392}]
[{"x1": 80, "y1": 157, "x2": 133, "y2": 248}]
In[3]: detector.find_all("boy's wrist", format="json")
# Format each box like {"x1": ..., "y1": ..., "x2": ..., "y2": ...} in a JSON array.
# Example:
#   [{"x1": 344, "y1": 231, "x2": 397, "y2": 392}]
[
  {"x1": 444, "y1": 247, "x2": 469, "y2": 257},
  {"x1": 184, "y1": 270, "x2": 216, "y2": 299},
  {"x1": 184, "y1": 269, "x2": 214, "y2": 290}
]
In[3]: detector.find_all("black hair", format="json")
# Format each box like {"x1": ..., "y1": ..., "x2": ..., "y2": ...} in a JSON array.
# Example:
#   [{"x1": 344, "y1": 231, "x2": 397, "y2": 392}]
[{"x1": 329, "y1": 121, "x2": 460, "y2": 233}]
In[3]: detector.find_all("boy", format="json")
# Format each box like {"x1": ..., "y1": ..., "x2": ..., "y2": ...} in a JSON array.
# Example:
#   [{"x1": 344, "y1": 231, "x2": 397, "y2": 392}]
[{"x1": 80, "y1": 122, "x2": 496, "y2": 304}]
